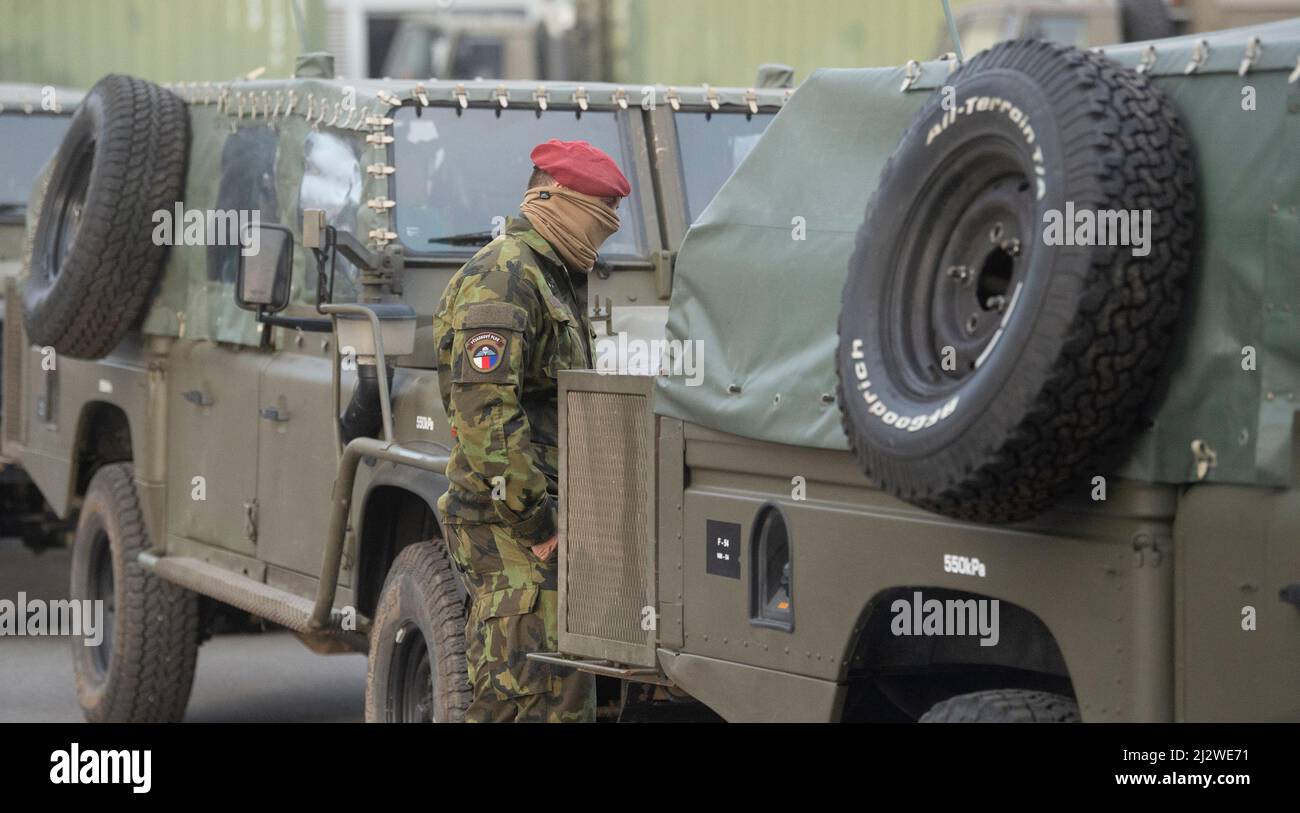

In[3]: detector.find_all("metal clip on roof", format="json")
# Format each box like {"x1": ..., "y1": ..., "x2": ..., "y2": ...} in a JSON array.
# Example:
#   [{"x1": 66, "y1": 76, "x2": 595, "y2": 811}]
[
  {"x1": 495, "y1": 85, "x2": 509, "y2": 109},
  {"x1": 414, "y1": 83, "x2": 429, "y2": 106},
  {"x1": 1238, "y1": 37, "x2": 1262, "y2": 77},
  {"x1": 666, "y1": 87, "x2": 681, "y2": 111},
  {"x1": 613, "y1": 87, "x2": 628, "y2": 110},
  {"x1": 704, "y1": 85, "x2": 720, "y2": 111},
  {"x1": 534, "y1": 86, "x2": 549, "y2": 111},
  {"x1": 454, "y1": 84, "x2": 468, "y2": 109},
  {"x1": 1184, "y1": 39, "x2": 1209, "y2": 75},
  {"x1": 574, "y1": 86, "x2": 589, "y2": 111},
  {"x1": 900, "y1": 60, "x2": 921, "y2": 92},
  {"x1": 1136, "y1": 45, "x2": 1157, "y2": 75},
  {"x1": 744, "y1": 88, "x2": 758, "y2": 115}
]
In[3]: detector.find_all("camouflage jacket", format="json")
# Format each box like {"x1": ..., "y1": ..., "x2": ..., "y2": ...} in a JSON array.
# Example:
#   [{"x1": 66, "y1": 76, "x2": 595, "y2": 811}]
[{"x1": 433, "y1": 216, "x2": 594, "y2": 546}]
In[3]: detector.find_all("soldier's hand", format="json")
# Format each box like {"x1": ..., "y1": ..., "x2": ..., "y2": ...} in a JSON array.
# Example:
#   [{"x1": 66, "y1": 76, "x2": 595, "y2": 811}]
[{"x1": 531, "y1": 536, "x2": 558, "y2": 562}]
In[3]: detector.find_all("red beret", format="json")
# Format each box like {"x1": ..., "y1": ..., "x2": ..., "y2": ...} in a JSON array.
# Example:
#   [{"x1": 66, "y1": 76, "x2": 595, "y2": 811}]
[{"x1": 531, "y1": 139, "x2": 631, "y2": 199}]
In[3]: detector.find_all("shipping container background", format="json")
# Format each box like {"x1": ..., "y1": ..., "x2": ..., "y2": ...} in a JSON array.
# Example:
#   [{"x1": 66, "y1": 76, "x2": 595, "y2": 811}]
[
  {"x1": 0, "y1": 0, "x2": 328, "y2": 87},
  {"x1": 0, "y1": 0, "x2": 979, "y2": 90},
  {"x1": 610, "y1": 0, "x2": 982, "y2": 86}
]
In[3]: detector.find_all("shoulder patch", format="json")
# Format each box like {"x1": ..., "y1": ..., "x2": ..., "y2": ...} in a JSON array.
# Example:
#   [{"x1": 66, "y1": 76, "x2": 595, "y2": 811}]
[{"x1": 465, "y1": 331, "x2": 507, "y2": 374}]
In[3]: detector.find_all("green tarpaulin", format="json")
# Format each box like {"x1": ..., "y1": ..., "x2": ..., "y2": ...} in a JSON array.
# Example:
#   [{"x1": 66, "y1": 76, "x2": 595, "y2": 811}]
[{"x1": 657, "y1": 20, "x2": 1300, "y2": 486}]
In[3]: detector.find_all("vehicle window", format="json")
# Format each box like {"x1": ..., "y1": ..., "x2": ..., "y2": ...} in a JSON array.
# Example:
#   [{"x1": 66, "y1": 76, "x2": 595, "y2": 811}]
[
  {"x1": 0, "y1": 114, "x2": 72, "y2": 215},
  {"x1": 210, "y1": 127, "x2": 279, "y2": 286},
  {"x1": 1023, "y1": 14, "x2": 1090, "y2": 48},
  {"x1": 298, "y1": 131, "x2": 364, "y2": 302},
  {"x1": 674, "y1": 110, "x2": 774, "y2": 222},
  {"x1": 392, "y1": 105, "x2": 647, "y2": 259},
  {"x1": 452, "y1": 35, "x2": 506, "y2": 78}
]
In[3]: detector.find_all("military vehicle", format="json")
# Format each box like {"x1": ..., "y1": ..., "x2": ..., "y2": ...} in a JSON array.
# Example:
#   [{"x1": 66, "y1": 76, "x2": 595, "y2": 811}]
[
  {"x1": 4, "y1": 54, "x2": 786, "y2": 721},
  {"x1": 0, "y1": 83, "x2": 80, "y2": 552},
  {"x1": 949, "y1": 0, "x2": 1300, "y2": 54},
  {"x1": 532, "y1": 17, "x2": 1300, "y2": 721}
]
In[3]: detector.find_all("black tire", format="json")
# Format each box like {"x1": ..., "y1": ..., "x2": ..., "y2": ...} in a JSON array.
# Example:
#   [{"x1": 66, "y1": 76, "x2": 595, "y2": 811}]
[
  {"x1": 23, "y1": 74, "x2": 189, "y2": 360},
  {"x1": 69, "y1": 463, "x2": 199, "y2": 722},
  {"x1": 836, "y1": 39, "x2": 1194, "y2": 523},
  {"x1": 920, "y1": 689, "x2": 1081, "y2": 723},
  {"x1": 365, "y1": 541, "x2": 471, "y2": 722},
  {"x1": 1120, "y1": 0, "x2": 1177, "y2": 42}
]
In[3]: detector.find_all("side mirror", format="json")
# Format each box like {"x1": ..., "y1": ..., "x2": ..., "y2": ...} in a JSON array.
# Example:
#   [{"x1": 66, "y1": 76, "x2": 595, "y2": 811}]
[{"x1": 236, "y1": 223, "x2": 294, "y2": 314}]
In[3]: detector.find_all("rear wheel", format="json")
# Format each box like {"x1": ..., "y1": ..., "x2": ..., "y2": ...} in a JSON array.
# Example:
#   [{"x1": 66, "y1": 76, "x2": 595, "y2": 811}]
[
  {"x1": 365, "y1": 541, "x2": 470, "y2": 722},
  {"x1": 69, "y1": 463, "x2": 199, "y2": 722},
  {"x1": 920, "y1": 689, "x2": 1080, "y2": 723}
]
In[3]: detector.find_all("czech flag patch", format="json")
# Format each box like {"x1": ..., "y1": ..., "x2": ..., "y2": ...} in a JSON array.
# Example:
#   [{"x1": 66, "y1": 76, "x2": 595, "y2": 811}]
[{"x1": 465, "y1": 331, "x2": 507, "y2": 375}]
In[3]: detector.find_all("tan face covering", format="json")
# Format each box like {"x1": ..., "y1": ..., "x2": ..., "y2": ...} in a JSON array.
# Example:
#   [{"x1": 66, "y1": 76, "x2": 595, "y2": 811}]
[{"x1": 520, "y1": 185, "x2": 621, "y2": 272}]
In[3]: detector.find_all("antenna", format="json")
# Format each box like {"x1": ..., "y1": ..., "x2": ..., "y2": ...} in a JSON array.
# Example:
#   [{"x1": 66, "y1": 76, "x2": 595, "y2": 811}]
[{"x1": 941, "y1": 0, "x2": 966, "y2": 63}]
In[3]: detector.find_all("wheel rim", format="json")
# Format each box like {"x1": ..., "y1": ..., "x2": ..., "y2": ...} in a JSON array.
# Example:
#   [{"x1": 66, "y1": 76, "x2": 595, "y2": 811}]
[
  {"x1": 888, "y1": 136, "x2": 1034, "y2": 398},
  {"x1": 389, "y1": 622, "x2": 436, "y2": 723},
  {"x1": 44, "y1": 141, "x2": 94, "y2": 282},
  {"x1": 88, "y1": 528, "x2": 115, "y2": 678}
]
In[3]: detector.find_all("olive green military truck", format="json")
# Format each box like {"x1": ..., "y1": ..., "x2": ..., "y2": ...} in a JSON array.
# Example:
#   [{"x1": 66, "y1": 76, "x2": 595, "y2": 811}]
[
  {"x1": 536, "y1": 19, "x2": 1300, "y2": 721},
  {"x1": 0, "y1": 83, "x2": 80, "y2": 552},
  {"x1": 4, "y1": 55, "x2": 787, "y2": 721}
]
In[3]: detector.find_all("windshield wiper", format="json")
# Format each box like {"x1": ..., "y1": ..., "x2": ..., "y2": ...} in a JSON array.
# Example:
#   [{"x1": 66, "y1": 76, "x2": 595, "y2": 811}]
[{"x1": 426, "y1": 230, "x2": 496, "y2": 247}]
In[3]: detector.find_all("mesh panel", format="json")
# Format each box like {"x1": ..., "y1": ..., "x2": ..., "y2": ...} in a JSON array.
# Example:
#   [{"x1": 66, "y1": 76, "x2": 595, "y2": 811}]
[{"x1": 563, "y1": 390, "x2": 654, "y2": 646}]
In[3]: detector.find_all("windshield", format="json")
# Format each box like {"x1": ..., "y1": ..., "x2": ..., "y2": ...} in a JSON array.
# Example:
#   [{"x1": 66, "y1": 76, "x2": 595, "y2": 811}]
[
  {"x1": 674, "y1": 110, "x2": 774, "y2": 222},
  {"x1": 392, "y1": 105, "x2": 647, "y2": 260},
  {"x1": 0, "y1": 114, "x2": 72, "y2": 213}
]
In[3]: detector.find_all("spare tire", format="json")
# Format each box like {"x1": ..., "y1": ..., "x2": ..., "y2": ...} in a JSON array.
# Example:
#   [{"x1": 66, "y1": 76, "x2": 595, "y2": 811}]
[
  {"x1": 836, "y1": 39, "x2": 1194, "y2": 523},
  {"x1": 23, "y1": 74, "x2": 188, "y2": 359}
]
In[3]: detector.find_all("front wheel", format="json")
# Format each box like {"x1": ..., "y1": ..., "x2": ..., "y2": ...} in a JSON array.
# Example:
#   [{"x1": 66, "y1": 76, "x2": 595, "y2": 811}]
[
  {"x1": 365, "y1": 541, "x2": 470, "y2": 722},
  {"x1": 69, "y1": 463, "x2": 199, "y2": 722},
  {"x1": 920, "y1": 689, "x2": 1080, "y2": 723}
]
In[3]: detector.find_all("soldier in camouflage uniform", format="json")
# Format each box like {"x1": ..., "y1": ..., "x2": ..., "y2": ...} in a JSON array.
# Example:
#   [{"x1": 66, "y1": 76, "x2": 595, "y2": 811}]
[{"x1": 433, "y1": 140, "x2": 630, "y2": 723}]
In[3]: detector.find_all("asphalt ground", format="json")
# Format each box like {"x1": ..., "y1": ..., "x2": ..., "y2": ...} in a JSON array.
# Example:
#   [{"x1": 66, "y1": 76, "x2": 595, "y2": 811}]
[{"x1": 0, "y1": 537, "x2": 366, "y2": 722}]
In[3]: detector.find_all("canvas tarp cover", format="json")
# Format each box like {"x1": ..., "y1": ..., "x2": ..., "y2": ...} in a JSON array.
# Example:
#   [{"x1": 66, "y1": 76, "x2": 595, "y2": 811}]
[{"x1": 656, "y1": 20, "x2": 1300, "y2": 486}]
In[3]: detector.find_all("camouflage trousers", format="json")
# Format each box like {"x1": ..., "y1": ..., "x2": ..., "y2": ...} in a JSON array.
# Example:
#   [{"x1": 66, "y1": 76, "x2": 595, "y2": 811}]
[{"x1": 445, "y1": 522, "x2": 595, "y2": 723}]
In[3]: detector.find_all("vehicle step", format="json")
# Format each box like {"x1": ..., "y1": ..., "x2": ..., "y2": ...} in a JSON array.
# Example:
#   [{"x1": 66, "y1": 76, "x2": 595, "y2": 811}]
[{"x1": 146, "y1": 555, "x2": 360, "y2": 638}]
